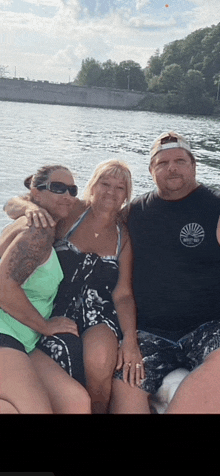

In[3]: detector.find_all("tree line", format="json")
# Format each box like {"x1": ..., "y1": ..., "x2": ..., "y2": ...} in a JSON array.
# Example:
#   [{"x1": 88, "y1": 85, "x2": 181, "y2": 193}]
[
  {"x1": 74, "y1": 22, "x2": 220, "y2": 115},
  {"x1": 74, "y1": 58, "x2": 147, "y2": 92},
  {"x1": 1, "y1": 22, "x2": 220, "y2": 115}
]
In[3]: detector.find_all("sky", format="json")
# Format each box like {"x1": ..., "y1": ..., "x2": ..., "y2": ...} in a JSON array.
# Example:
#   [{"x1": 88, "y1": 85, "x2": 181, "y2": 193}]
[{"x1": 1, "y1": 0, "x2": 220, "y2": 83}]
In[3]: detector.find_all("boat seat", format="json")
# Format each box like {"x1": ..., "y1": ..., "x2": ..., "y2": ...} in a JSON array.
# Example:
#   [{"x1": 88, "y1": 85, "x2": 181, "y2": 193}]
[{"x1": 149, "y1": 368, "x2": 190, "y2": 413}]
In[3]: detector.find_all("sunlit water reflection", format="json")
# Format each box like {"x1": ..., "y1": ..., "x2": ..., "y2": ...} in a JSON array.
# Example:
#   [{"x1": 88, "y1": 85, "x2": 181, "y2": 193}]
[{"x1": 1, "y1": 100, "x2": 220, "y2": 231}]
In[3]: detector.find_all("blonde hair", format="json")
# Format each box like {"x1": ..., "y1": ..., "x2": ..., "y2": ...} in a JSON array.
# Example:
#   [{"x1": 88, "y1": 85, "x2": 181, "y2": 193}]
[{"x1": 83, "y1": 159, "x2": 132, "y2": 208}]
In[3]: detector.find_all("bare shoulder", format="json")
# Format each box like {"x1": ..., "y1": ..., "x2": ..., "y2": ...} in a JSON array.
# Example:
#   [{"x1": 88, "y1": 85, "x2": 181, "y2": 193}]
[
  {"x1": 119, "y1": 222, "x2": 131, "y2": 251},
  {"x1": 0, "y1": 223, "x2": 55, "y2": 285},
  {"x1": 2, "y1": 215, "x2": 29, "y2": 233},
  {"x1": 66, "y1": 199, "x2": 87, "y2": 224},
  {"x1": 0, "y1": 216, "x2": 30, "y2": 256},
  {"x1": 56, "y1": 199, "x2": 87, "y2": 238}
]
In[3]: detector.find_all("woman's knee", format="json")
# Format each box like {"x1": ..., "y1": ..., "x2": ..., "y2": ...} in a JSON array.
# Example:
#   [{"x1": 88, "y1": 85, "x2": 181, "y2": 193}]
[
  {"x1": 84, "y1": 340, "x2": 117, "y2": 381},
  {"x1": 83, "y1": 325, "x2": 118, "y2": 377}
]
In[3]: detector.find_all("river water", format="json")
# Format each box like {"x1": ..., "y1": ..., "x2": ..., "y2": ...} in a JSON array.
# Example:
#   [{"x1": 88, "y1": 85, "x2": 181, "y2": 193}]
[{"x1": 1, "y1": 100, "x2": 220, "y2": 231}]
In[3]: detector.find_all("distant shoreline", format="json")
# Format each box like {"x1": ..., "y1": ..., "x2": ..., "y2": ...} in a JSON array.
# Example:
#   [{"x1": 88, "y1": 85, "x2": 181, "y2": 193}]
[
  {"x1": 0, "y1": 77, "x2": 145, "y2": 111},
  {"x1": 0, "y1": 77, "x2": 218, "y2": 116}
]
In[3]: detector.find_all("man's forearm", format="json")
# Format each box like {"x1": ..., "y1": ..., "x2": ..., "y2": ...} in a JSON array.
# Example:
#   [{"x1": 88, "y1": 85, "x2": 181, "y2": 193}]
[{"x1": 4, "y1": 196, "x2": 34, "y2": 219}]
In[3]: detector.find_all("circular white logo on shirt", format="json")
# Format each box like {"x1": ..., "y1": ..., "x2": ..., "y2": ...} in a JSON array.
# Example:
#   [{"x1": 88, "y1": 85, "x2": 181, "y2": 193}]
[{"x1": 180, "y1": 223, "x2": 205, "y2": 247}]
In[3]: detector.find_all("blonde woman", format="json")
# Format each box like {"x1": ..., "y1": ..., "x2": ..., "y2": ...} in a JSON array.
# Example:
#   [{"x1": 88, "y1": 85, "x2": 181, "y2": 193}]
[{"x1": 4, "y1": 160, "x2": 144, "y2": 414}]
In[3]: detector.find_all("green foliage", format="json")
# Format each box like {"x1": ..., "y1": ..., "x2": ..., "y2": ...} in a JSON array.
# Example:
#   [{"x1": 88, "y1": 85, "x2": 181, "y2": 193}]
[
  {"x1": 160, "y1": 64, "x2": 183, "y2": 92},
  {"x1": 74, "y1": 22, "x2": 220, "y2": 115},
  {"x1": 115, "y1": 60, "x2": 147, "y2": 91},
  {"x1": 74, "y1": 58, "x2": 103, "y2": 86},
  {"x1": 101, "y1": 60, "x2": 118, "y2": 88},
  {"x1": 145, "y1": 49, "x2": 162, "y2": 77},
  {"x1": 74, "y1": 58, "x2": 147, "y2": 91},
  {"x1": 162, "y1": 40, "x2": 185, "y2": 69},
  {"x1": 148, "y1": 75, "x2": 164, "y2": 93},
  {"x1": 146, "y1": 22, "x2": 220, "y2": 104}
]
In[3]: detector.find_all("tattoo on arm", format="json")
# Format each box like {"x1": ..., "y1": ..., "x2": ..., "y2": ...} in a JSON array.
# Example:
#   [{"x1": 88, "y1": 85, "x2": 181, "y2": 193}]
[{"x1": 6, "y1": 227, "x2": 54, "y2": 285}]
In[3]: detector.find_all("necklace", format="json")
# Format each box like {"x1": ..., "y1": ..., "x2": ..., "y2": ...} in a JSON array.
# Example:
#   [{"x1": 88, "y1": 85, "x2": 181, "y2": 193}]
[{"x1": 90, "y1": 212, "x2": 116, "y2": 239}]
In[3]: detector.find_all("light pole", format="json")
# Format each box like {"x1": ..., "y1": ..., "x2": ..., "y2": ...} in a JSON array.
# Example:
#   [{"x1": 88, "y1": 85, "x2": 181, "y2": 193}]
[
  {"x1": 214, "y1": 73, "x2": 220, "y2": 101},
  {"x1": 217, "y1": 79, "x2": 220, "y2": 101},
  {"x1": 127, "y1": 73, "x2": 130, "y2": 90}
]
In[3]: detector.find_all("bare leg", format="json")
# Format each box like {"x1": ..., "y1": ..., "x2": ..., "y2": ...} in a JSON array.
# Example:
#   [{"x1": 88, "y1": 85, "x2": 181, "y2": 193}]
[
  {"x1": 30, "y1": 349, "x2": 91, "y2": 414},
  {"x1": 109, "y1": 378, "x2": 151, "y2": 413},
  {"x1": 82, "y1": 324, "x2": 118, "y2": 414},
  {"x1": 0, "y1": 400, "x2": 19, "y2": 413},
  {"x1": 0, "y1": 348, "x2": 53, "y2": 414},
  {"x1": 166, "y1": 348, "x2": 220, "y2": 414}
]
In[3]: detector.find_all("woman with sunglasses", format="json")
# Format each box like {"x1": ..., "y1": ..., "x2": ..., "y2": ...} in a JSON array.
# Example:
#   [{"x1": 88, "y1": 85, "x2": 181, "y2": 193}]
[
  {"x1": 4, "y1": 160, "x2": 144, "y2": 413},
  {"x1": 0, "y1": 165, "x2": 91, "y2": 413}
]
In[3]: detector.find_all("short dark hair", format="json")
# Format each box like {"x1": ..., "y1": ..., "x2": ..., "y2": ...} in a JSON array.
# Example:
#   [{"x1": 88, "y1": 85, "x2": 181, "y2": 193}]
[{"x1": 24, "y1": 165, "x2": 71, "y2": 190}]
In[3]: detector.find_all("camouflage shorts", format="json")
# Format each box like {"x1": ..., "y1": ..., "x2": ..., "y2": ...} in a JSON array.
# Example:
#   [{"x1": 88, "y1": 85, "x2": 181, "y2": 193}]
[{"x1": 114, "y1": 320, "x2": 220, "y2": 394}]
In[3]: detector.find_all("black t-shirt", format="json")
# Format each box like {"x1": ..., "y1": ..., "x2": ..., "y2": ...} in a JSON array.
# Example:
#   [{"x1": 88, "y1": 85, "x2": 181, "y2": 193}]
[{"x1": 128, "y1": 185, "x2": 220, "y2": 340}]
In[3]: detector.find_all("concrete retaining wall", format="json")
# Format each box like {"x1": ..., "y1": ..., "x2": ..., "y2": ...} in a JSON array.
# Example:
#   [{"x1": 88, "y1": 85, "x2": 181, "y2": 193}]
[{"x1": 0, "y1": 78, "x2": 146, "y2": 110}]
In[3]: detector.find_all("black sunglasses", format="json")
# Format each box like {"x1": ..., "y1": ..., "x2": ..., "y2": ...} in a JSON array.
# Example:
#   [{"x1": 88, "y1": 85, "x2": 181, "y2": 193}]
[{"x1": 37, "y1": 181, "x2": 78, "y2": 197}]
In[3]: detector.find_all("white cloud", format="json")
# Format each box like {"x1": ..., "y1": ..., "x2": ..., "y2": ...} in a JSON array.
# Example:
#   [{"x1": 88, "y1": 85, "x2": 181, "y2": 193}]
[
  {"x1": 46, "y1": 45, "x2": 78, "y2": 66},
  {"x1": 187, "y1": 0, "x2": 220, "y2": 29},
  {"x1": 1, "y1": 0, "x2": 220, "y2": 83},
  {"x1": 135, "y1": 0, "x2": 150, "y2": 11},
  {"x1": 21, "y1": 0, "x2": 75, "y2": 6},
  {"x1": 112, "y1": 43, "x2": 154, "y2": 66},
  {"x1": 128, "y1": 15, "x2": 177, "y2": 29},
  {"x1": 0, "y1": 46, "x2": 57, "y2": 79},
  {"x1": 187, "y1": 0, "x2": 219, "y2": 5},
  {"x1": 22, "y1": 0, "x2": 60, "y2": 5},
  {"x1": 0, "y1": 10, "x2": 52, "y2": 34}
]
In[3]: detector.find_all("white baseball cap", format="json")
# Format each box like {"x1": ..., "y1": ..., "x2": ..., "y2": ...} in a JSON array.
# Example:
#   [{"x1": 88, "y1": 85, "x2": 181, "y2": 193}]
[{"x1": 150, "y1": 131, "x2": 191, "y2": 161}]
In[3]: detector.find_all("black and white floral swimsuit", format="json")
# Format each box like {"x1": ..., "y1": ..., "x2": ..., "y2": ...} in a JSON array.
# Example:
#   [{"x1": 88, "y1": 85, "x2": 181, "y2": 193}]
[{"x1": 41, "y1": 209, "x2": 123, "y2": 339}]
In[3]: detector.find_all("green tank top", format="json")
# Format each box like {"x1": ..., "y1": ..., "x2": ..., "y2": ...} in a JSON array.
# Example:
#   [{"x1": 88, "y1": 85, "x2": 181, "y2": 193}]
[{"x1": 0, "y1": 247, "x2": 64, "y2": 353}]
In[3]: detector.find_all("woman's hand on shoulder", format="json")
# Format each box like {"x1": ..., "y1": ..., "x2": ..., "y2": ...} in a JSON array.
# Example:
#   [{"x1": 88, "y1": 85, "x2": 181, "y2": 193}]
[
  {"x1": 4, "y1": 195, "x2": 56, "y2": 228},
  {"x1": 25, "y1": 205, "x2": 56, "y2": 228}
]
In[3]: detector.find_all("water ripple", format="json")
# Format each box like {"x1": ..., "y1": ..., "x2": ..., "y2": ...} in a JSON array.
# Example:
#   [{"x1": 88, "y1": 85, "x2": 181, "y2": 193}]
[{"x1": 1, "y1": 101, "x2": 220, "y2": 230}]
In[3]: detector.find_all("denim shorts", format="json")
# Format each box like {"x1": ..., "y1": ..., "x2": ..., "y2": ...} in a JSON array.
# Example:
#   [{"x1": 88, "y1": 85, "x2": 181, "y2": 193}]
[
  {"x1": 114, "y1": 320, "x2": 220, "y2": 394},
  {"x1": 0, "y1": 333, "x2": 27, "y2": 354}
]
